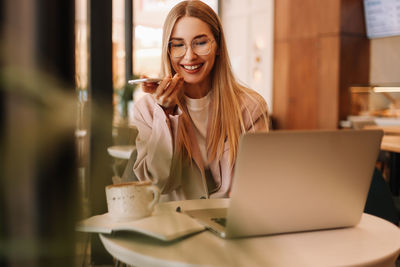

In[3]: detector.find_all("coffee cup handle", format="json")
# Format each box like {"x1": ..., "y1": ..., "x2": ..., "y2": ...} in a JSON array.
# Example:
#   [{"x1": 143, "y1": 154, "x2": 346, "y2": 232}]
[{"x1": 147, "y1": 185, "x2": 160, "y2": 211}]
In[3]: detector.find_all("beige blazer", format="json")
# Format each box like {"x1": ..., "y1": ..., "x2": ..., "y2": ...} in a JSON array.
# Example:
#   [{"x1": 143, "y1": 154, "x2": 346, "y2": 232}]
[{"x1": 132, "y1": 92, "x2": 269, "y2": 201}]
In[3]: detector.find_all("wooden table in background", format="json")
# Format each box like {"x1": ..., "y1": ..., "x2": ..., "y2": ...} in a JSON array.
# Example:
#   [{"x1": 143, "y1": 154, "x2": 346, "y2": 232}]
[
  {"x1": 363, "y1": 125, "x2": 400, "y2": 153},
  {"x1": 381, "y1": 135, "x2": 400, "y2": 153},
  {"x1": 364, "y1": 125, "x2": 400, "y2": 196}
]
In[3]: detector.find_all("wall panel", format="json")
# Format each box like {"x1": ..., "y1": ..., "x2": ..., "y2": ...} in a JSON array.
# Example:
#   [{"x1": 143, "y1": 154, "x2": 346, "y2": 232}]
[{"x1": 273, "y1": 0, "x2": 369, "y2": 129}]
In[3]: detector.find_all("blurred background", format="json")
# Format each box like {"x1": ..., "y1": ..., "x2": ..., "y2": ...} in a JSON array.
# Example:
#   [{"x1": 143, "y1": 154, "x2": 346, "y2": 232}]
[{"x1": 0, "y1": 0, "x2": 399, "y2": 266}]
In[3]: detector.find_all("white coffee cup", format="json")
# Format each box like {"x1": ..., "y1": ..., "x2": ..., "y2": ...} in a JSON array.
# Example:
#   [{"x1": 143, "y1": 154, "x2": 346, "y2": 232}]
[{"x1": 105, "y1": 181, "x2": 160, "y2": 222}]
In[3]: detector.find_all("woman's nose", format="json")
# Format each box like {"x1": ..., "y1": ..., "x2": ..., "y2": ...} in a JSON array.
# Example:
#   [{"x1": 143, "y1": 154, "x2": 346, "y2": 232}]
[{"x1": 183, "y1": 45, "x2": 197, "y2": 60}]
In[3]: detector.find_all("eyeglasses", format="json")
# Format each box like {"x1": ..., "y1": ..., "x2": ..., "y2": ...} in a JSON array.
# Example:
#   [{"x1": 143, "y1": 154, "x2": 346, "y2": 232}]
[{"x1": 168, "y1": 36, "x2": 215, "y2": 58}]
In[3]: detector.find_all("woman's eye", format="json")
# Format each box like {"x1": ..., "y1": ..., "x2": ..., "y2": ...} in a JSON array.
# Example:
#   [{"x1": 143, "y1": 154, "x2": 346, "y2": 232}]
[
  {"x1": 194, "y1": 40, "x2": 207, "y2": 46},
  {"x1": 171, "y1": 43, "x2": 184, "y2": 48}
]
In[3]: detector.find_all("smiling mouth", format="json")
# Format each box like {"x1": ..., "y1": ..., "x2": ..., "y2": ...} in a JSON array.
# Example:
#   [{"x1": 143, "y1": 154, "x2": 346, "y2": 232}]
[{"x1": 182, "y1": 64, "x2": 203, "y2": 70}]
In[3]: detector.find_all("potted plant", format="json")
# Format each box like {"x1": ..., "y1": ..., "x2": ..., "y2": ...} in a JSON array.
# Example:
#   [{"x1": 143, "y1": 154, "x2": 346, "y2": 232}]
[{"x1": 117, "y1": 74, "x2": 139, "y2": 119}]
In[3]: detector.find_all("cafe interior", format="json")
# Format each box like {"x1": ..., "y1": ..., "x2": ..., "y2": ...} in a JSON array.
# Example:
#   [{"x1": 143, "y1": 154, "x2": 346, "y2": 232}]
[{"x1": 0, "y1": 0, "x2": 400, "y2": 266}]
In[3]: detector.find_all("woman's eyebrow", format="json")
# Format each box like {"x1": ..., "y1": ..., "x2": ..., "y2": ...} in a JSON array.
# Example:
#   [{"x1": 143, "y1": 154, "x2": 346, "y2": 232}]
[
  {"x1": 169, "y1": 34, "x2": 209, "y2": 41},
  {"x1": 193, "y1": 34, "x2": 208, "y2": 39},
  {"x1": 170, "y1": 37, "x2": 184, "y2": 41}
]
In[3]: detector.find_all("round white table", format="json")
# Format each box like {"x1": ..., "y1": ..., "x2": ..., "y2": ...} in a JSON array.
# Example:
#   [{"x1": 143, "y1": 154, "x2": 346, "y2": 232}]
[{"x1": 99, "y1": 199, "x2": 400, "y2": 267}]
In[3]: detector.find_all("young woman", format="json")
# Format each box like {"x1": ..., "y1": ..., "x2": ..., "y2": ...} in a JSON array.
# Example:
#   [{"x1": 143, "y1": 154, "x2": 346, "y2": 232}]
[{"x1": 132, "y1": 0, "x2": 269, "y2": 201}]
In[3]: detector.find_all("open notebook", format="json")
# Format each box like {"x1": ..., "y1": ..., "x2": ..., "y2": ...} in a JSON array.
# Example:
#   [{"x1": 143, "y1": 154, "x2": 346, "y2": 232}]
[{"x1": 76, "y1": 212, "x2": 205, "y2": 241}]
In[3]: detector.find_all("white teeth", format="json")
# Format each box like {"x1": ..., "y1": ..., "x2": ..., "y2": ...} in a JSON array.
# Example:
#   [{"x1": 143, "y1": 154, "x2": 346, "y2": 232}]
[{"x1": 183, "y1": 64, "x2": 201, "y2": 70}]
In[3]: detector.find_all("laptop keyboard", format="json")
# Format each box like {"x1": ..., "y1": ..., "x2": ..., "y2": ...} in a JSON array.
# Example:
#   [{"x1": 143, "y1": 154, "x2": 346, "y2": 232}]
[{"x1": 211, "y1": 217, "x2": 227, "y2": 227}]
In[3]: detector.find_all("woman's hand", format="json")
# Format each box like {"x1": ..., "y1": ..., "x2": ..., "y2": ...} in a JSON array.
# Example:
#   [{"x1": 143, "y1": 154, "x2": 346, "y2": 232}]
[{"x1": 142, "y1": 74, "x2": 184, "y2": 113}]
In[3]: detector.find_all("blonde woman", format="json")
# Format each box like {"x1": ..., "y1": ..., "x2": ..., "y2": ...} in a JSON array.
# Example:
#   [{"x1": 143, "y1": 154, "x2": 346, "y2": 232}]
[{"x1": 132, "y1": 0, "x2": 269, "y2": 201}]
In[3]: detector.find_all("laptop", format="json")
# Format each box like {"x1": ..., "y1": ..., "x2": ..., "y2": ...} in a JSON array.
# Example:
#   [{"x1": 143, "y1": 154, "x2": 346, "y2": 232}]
[{"x1": 185, "y1": 129, "x2": 383, "y2": 238}]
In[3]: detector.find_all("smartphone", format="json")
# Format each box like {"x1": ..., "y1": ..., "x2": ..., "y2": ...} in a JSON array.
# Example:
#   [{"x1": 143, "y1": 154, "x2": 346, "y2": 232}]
[{"x1": 128, "y1": 78, "x2": 162, "y2": 85}]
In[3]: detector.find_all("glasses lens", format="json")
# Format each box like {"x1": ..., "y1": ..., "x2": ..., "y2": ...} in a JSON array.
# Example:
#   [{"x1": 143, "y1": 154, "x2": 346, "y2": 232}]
[
  {"x1": 168, "y1": 37, "x2": 213, "y2": 58},
  {"x1": 192, "y1": 37, "x2": 211, "y2": 55},
  {"x1": 169, "y1": 41, "x2": 186, "y2": 58}
]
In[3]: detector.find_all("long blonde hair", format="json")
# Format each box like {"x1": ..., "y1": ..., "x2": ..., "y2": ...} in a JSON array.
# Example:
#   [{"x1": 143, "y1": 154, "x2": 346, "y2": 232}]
[{"x1": 160, "y1": 0, "x2": 269, "y2": 165}]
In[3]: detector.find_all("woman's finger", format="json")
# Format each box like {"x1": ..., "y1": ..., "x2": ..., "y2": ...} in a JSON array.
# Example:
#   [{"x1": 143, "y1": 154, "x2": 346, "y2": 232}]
[
  {"x1": 155, "y1": 76, "x2": 172, "y2": 98},
  {"x1": 139, "y1": 74, "x2": 157, "y2": 93},
  {"x1": 142, "y1": 82, "x2": 158, "y2": 93},
  {"x1": 169, "y1": 78, "x2": 185, "y2": 102},
  {"x1": 163, "y1": 74, "x2": 182, "y2": 98},
  {"x1": 159, "y1": 77, "x2": 184, "y2": 108}
]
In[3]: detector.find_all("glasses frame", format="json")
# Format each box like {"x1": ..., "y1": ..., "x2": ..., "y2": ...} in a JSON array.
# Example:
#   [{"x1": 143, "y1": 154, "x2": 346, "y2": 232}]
[{"x1": 168, "y1": 37, "x2": 215, "y2": 58}]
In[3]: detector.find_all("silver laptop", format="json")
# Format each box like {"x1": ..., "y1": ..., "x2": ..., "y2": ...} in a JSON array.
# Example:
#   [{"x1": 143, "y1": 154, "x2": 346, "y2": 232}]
[{"x1": 185, "y1": 130, "x2": 383, "y2": 238}]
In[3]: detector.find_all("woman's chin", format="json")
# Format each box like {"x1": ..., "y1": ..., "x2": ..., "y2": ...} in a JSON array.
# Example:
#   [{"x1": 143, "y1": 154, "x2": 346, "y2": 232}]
[{"x1": 182, "y1": 77, "x2": 200, "y2": 84}]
